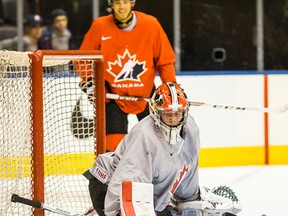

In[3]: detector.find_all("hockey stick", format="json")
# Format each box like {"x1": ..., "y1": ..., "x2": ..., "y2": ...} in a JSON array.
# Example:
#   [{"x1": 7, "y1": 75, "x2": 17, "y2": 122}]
[
  {"x1": 11, "y1": 194, "x2": 94, "y2": 216},
  {"x1": 106, "y1": 93, "x2": 288, "y2": 113}
]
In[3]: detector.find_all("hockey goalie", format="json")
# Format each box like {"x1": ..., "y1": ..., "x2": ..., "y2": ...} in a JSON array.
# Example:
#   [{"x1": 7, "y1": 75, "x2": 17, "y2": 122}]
[{"x1": 84, "y1": 83, "x2": 242, "y2": 216}]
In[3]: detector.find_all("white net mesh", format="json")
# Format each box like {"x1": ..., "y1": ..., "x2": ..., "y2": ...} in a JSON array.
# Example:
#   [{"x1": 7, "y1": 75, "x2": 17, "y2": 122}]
[
  {"x1": 0, "y1": 50, "x2": 100, "y2": 215},
  {"x1": 0, "y1": 50, "x2": 33, "y2": 215},
  {"x1": 43, "y1": 59, "x2": 95, "y2": 215}
]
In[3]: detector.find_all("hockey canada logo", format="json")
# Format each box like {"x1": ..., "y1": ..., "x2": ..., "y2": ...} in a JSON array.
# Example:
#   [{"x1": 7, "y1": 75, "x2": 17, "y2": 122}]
[
  {"x1": 170, "y1": 162, "x2": 192, "y2": 195},
  {"x1": 107, "y1": 49, "x2": 147, "y2": 82}
]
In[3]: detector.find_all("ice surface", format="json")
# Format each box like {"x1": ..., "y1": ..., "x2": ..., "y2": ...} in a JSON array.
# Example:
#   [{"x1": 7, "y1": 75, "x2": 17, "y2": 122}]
[{"x1": 199, "y1": 165, "x2": 288, "y2": 216}]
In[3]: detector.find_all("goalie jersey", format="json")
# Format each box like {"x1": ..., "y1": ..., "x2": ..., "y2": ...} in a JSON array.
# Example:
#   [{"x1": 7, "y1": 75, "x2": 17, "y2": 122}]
[
  {"x1": 79, "y1": 11, "x2": 176, "y2": 114},
  {"x1": 89, "y1": 115, "x2": 200, "y2": 215}
]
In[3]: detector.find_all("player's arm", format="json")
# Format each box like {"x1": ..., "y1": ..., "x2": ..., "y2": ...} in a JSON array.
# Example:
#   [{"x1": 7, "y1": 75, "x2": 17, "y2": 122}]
[
  {"x1": 73, "y1": 20, "x2": 103, "y2": 102},
  {"x1": 75, "y1": 20, "x2": 101, "y2": 84},
  {"x1": 157, "y1": 63, "x2": 176, "y2": 83},
  {"x1": 152, "y1": 18, "x2": 176, "y2": 83}
]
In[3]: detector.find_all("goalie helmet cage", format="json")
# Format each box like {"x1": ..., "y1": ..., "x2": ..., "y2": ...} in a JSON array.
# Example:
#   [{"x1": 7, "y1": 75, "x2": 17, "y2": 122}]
[{"x1": 0, "y1": 50, "x2": 106, "y2": 216}]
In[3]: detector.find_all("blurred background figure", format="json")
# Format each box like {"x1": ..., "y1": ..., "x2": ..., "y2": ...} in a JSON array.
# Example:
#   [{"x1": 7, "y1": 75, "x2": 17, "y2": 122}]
[
  {"x1": 38, "y1": 8, "x2": 72, "y2": 50},
  {"x1": 0, "y1": 14, "x2": 43, "y2": 51}
]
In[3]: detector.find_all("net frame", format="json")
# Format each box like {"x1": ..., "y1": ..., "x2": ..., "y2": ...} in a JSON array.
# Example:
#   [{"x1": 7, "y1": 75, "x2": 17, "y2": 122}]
[
  {"x1": 0, "y1": 50, "x2": 105, "y2": 215},
  {"x1": 30, "y1": 50, "x2": 105, "y2": 216}
]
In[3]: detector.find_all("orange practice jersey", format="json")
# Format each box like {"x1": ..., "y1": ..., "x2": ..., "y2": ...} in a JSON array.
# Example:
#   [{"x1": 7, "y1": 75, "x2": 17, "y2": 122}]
[{"x1": 79, "y1": 11, "x2": 176, "y2": 114}]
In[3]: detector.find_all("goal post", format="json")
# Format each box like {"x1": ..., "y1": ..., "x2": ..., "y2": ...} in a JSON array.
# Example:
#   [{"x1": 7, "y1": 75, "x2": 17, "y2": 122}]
[{"x1": 0, "y1": 50, "x2": 105, "y2": 215}]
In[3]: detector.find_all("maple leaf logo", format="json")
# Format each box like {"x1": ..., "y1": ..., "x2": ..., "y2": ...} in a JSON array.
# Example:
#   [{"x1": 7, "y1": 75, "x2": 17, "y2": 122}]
[
  {"x1": 107, "y1": 49, "x2": 147, "y2": 82},
  {"x1": 170, "y1": 162, "x2": 192, "y2": 195}
]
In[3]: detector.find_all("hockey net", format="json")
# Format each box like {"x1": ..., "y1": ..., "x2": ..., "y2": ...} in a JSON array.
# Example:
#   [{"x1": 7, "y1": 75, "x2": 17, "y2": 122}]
[{"x1": 0, "y1": 50, "x2": 105, "y2": 215}]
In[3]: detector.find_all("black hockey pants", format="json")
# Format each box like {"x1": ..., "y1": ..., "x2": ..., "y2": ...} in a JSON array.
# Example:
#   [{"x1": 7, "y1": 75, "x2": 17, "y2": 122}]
[{"x1": 88, "y1": 178, "x2": 107, "y2": 216}]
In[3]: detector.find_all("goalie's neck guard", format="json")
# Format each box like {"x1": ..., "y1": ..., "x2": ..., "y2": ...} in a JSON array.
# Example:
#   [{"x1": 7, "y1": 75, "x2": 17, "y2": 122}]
[
  {"x1": 153, "y1": 118, "x2": 185, "y2": 156},
  {"x1": 154, "y1": 116, "x2": 184, "y2": 145}
]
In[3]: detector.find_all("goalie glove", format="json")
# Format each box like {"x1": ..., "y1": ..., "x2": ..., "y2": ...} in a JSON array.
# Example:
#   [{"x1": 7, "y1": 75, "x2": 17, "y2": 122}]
[
  {"x1": 177, "y1": 186, "x2": 242, "y2": 216},
  {"x1": 81, "y1": 78, "x2": 111, "y2": 104},
  {"x1": 199, "y1": 185, "x2": 242, "y2": 215}
]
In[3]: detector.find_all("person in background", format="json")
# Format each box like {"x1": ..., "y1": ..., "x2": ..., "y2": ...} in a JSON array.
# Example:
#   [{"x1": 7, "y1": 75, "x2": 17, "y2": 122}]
[
  {"x1": 0, "y1": 14, "x2": 43, "y2": 51},
  {"x1": 78, "y1": 0, "x2": 177, "y2": 152},
  {"x1": 38, "y1": 8, "x2": 72, "y2": 50}
]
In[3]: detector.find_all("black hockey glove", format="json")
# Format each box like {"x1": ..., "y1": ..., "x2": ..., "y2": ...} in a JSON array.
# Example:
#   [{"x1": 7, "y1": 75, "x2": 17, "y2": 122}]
[
  {"x1": 81, "y1": 77, "x2": 94, "y2": 103},
  {"x1": 81, "y1": 78, "x2": 111, "y2": 104}
]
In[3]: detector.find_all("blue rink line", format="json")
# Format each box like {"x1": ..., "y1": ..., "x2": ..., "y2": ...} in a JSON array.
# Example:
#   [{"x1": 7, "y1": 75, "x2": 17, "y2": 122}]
[
  {"x1": 175, "y1": 70, "x2": 288, "y2": 76},
  {"x1": 43, "y1": 69, "x2": 288, "y2": 77},
  {"x1": 2, "y1": 72, "x2": 76, "y2": 78},
  {"x1": 3, "y1": 70, "x2": 288, "y2": 78}
]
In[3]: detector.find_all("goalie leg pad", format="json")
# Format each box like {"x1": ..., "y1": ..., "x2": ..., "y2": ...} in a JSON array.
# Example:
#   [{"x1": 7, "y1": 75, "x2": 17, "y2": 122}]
[{"x1": 120, "y1": 181, "x2": 155, "y2": 216}]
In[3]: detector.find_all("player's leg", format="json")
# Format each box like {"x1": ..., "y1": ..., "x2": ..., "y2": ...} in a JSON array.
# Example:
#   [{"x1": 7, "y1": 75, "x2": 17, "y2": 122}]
[
  {"x1": 88, "y1": 178, "x2": 108, "y2": 216},
  {"x1": 136, "y1": 104, "x2": 150, "y2": 121},
  {"x1": 106, "y1": 101, "x2": 128, "y2": 151}
]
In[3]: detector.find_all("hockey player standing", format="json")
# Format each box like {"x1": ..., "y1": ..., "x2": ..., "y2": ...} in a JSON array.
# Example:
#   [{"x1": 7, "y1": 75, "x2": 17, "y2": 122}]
[
  {"x1": 78, "y1": 0, "x2": 177, "y2": 152},
  {"x1": 84, "y1": 82, "x2": 200, "y2": 216}
]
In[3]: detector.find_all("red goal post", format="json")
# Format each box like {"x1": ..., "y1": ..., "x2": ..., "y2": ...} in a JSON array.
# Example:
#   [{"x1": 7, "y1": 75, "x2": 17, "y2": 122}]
[{"x1": 0, "y1": 50, "x2": 105, "y2": 215}]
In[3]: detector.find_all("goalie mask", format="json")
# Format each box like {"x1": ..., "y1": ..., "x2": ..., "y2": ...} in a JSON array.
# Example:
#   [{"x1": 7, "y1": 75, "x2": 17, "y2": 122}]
[{"x1": 149, "y1": 82, "x2": 189, "y2": 146}]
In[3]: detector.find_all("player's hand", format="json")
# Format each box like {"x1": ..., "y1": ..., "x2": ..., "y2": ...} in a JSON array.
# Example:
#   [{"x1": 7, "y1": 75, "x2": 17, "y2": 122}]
[
  {"x1": 81, "y1": 77, "x2": 94, "y2": 103},
  {"x1": 81, "y1": 78, "x2": 111, "y2": 104},
  {"x1": 104, "y1": 87, "x2": 111, "y2": 104}
]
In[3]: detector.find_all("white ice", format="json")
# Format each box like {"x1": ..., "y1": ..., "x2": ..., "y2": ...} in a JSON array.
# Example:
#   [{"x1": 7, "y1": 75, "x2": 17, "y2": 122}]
[{"x1": 199, "y1": 165, "x2": 288, "y2": 216}]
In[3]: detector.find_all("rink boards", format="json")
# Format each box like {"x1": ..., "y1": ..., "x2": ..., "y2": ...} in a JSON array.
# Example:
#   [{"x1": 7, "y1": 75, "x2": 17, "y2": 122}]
[{"x1": 1, "y1": 71, "x2": 288, "y2": 179}]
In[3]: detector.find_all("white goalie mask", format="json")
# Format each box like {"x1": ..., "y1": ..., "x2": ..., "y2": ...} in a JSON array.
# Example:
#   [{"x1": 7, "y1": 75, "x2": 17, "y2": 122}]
[{"x1": 149, "y1": 82, "x2": 189, "y2": 146}]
